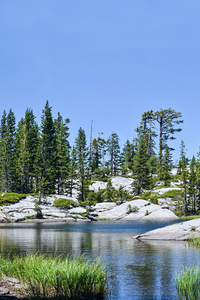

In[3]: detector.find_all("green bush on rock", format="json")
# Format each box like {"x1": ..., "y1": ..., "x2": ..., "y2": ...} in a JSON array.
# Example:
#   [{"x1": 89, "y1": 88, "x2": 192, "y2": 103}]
[
  {"x1": 53, "y1": 198, "x2": 79, "y2": 210},
  {"x1": 0, "y1": 193, "x2": 26, "y2": 206}
]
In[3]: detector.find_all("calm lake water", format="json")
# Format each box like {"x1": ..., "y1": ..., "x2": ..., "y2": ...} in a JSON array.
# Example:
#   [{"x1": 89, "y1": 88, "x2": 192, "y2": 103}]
[{"x1": 0, "y1": 220, "x2": 199, "y2": 299}]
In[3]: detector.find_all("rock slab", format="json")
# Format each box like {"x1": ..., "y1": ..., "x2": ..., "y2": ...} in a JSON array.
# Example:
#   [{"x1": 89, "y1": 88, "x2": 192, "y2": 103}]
[{"x1": 135, "y1": 218, "x2": 200, "y2": 241}]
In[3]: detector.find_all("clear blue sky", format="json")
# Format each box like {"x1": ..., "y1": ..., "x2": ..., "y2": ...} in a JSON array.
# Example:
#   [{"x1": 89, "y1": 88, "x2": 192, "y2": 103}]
[{"x1": 0, "y1": 1, "x2": 200, "y2": 161}]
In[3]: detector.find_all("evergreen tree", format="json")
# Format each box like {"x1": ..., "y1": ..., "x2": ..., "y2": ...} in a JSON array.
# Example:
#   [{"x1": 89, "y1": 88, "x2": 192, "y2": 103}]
[
  {"x1": 40, "y1": 101, "x2": 57, "y2": 194},
  {"x1": 54, "y1": 112, "x2": 71, "y2": 195},
  {"x1": 178, "y1": 140, "x2": 189, "y2": 175},
  {"x1": 136, "y1": 110, "x2": 157, "y2": 158},
  {"x1": 188, "y1": 156, "x2": 197, "y2": 212},
  {"x1": 159, "y1": 145, "x2": 173, "y2": 186},
  {"x1": 195, "y1": 148, "x2": 200, "y2": 211},
  {"x1": 15, "y1": 109, "x2": 40, "y2": 193},
  {"x1": 120, "y1": 139, "x2": 135, "y2": 174},
  {"x1": 0, "y1": 109, "x2": 16, "y2": 192},
  {"x1": 154, "y1": 108, "x2": 183, "y2": 168},
  {"x1": 132, "y1": 134, "x2": 151, "y2": 195},
  {"x1": 74, "y1": 127, "x2": 88, "y2": 202},
  {"x1": 106, "y1": 132, "x2": 120, "y2": 175},
  {"x1": 0, "y1": 110, "x2": 8, "y2": 192}
]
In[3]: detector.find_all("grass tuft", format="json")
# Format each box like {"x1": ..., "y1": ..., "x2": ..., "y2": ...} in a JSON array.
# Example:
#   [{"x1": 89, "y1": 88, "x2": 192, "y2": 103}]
[
  {"x1": 0, "y1": 253, "x2": 107, "y2": 299},
  {"x1": 176, "y1": 266, "x2": 200, "y2": 300}
]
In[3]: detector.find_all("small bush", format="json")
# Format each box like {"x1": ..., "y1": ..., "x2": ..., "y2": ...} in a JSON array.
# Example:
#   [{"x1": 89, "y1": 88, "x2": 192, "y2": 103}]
[
  {"x1": 0, "y1": 193, "x2": 26, "y2": 206},
  {"x1": 53, "y1": 198, "x2": 79, "y2": 210},
  {"x1": 126, "y1": 204, "x2": 139, "y2": 214}
]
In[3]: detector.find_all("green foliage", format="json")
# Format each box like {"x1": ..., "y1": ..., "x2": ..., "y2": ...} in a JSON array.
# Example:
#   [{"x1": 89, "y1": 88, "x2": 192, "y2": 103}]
[
  {"x1": 161, "y1": 189, "x2": 184, "y2": 199},
  {"x1": 188, "y1": 237, "x2": 200, "y2": 247},
  {"x1": 87, "y1": 189, "x2": 105, "y2": 204},
  {"x1": 132, "y1": 134, "x2": 152, "y2": 195},
  {"x1": 40, "y1": 101, "x2": 57, "y2": 194},
  {"x1": 0, "y1": 253, "x2": 107, "y2": 299},
  {"x1": 53, "y1": 198, "x2": 79, "y2": 210},
  {"x1": 0, "y1": 192, "x2": 26, "y2": 206},
  {"x1": 34, "y1": 201, "x2": 43, "y2": 219},
  {"x1": 176, "y1": 266, "x2": 200, "y2": 300},
  {"x1": 126, "y1": 204, "x2": 139, "y2": 214},
  {"x1": 106, "y1": 132, "x2": 120, "y2": 175}
]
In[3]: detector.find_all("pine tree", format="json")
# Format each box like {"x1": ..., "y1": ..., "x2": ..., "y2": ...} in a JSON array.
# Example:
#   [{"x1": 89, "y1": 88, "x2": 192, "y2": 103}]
[
  {"x1": 0, "y1": 109, "x2": 16, "y2": 192},
  {"x1": 120, "y1": 139, "x2": 135, "y2": 174},
  {"x1": 159, "y1": 145, "x2": 173, "y2": 186},
  {"x1": 54, "y1": 112, "x2": 71, "y2": 195},
  {"x1": 188, "y1": 156, "x2": 197, "y2": 212},
  {"x1": 0, "y1": 110, "x2": 8, "y2": 192},
  {"x1": 132, "y1": 134, "x2": 151, "y2": 195},
  {"x1": 74, "y1": 127, "x2": 88, "y2": 202},
  {"x1": 15, "y1": 109, "x2": 40, "y2": 193},
  {"x1": 178, "y1": 140, "x2": 189, "y2": 175},
  {"x1": 106, "y1": 132, "x2": 120, "y2": 175},
  {"x1": 40, "y1": 101, "x2": 57, "y2": 194},
  {"x1": 136, "y1": 110, "x2": 157, "y2": 158},
  {"x1": 154, "y1": 108, "x2": 183, "y2": 168}
]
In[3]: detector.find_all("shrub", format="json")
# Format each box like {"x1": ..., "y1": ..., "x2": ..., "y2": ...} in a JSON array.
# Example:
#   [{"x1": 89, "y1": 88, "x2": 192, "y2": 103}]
[
  {"x1": 53, "y1": 198, "x2": 79, "y2": 210},
  {"x1": 0, "y1": 193, "x2": 26, "y2": 206},
  {"x1": 126, "y1": 204, "x2": 139, "y2": 214}
]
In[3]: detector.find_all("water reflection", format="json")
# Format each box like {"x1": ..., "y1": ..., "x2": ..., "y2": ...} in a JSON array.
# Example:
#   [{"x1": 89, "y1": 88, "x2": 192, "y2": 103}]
[{"x1": 0, "y1": 221, "x2": 199, "y2": 299}]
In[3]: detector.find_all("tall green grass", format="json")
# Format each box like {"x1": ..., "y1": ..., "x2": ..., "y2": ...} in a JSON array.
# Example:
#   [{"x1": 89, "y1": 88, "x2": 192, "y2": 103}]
[
  {"x1": 0, "y1": 253, "x2": 107, "y2": 299},
  {"x1": 176, "y1": 266, "x2": 200, "y2": 300},
  {"x1": 188, "y1": 237, "x2": 200, "y2": 247}
]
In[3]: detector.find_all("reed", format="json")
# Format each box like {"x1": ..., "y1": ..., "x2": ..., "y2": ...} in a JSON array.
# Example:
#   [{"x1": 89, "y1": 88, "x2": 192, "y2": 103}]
[
  {"x1": 0, "y1": 253, "x2": 107, "y2": 299},
  {"x1": 188, "y1": 237, "x2": 200, "y2": 247},
  {"x1": 176, "y1": 266, "x2": 200, "y2": 300}
]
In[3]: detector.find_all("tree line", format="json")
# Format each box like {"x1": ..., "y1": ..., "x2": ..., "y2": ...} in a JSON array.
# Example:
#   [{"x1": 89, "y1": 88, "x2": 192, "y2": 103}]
[{"x1": 1, "y1": 101, "x2": 198, "y2": 212}]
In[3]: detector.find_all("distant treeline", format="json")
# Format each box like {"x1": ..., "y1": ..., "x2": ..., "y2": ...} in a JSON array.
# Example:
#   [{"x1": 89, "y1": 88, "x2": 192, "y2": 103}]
[{"x1": 1, "y1": 101, "x2": 198, "y2": 211}]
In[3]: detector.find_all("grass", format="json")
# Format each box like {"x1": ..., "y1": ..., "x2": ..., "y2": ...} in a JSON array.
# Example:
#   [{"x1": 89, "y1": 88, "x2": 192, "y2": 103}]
[
  {"x1": 188, "y1": 237, "x2": 200, "y2": 247},
  {"x1": 0, "y1": 253, "x2": 107, "y2": 299},
  {"x1": 176, "y1": 266, "x2": 200, "y2": 300}
]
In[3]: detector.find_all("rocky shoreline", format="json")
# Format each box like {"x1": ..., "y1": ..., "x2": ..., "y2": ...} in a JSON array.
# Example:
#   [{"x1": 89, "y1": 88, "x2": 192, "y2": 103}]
[{"x1": 0, "y1": 195, "x2": 179, "y2": 224}]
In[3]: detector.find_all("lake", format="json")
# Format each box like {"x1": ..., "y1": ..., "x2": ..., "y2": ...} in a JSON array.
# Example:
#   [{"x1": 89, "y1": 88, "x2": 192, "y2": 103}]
[{"x1": 0, "y1": 220, "x2": 199, "y2": 299}]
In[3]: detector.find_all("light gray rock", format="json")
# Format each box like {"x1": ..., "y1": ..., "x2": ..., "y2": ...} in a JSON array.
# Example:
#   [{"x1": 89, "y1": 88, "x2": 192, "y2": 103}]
[
  {"x1": 68, "y1": 207, "x2": 86, "y2": 214},
  {"x1": 135, "y1": 218, "x2": 200, "y2": 241},
  {"x1": 122, "y1": 203, "x2": 169, "y2": 221},
  {"x1": 97, "y1": 199, "x2": 149, "y2": 220},
  {"x1": 0, "y1": 212, "x2": 7, "y2": 223},
  {"x1": 142, "y1": 209, "x2": 179, "y2": 221},
  {"x1": 92, "y1": 202, "x2": 116, "y2": 212},
  {"x1": 89, "y1": 181, "x2": 107, "y2": 192},
  {"x1": 170, "y1": 168, "x2": 178, "y2": 176},
  {"x1": 153, "y1": 187, "x2": 182, "y2": 195},
  {"x1": 8, "y1": 212, "x2": 35, "y2": 222},
  {"x1": 41, "y1": 210, "x2": 67, "y2": 218},
  {"x1": 111, "y1": 176, "x2": 134, "y2": 192}
]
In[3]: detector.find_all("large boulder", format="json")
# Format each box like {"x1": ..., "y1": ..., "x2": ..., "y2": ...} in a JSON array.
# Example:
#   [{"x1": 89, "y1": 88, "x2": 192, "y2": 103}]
[
  {"x1": 89, "y1": 181, "x2": 107, "y2": 192},
  {"x1": 135, "y1": 218, "x2": 200, "y2": 241},
  {"x1": 111, "y1": 176, "x2": 134, "y2": 193},
  {"x1": 97, "y1": 199, "x2": 148, "y2": 220}
]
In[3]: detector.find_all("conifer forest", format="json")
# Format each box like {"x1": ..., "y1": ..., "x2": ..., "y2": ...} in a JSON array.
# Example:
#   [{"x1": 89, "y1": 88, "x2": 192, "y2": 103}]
[{"x1": 1, "y1": 100, "x2": 199, "y2": 214}]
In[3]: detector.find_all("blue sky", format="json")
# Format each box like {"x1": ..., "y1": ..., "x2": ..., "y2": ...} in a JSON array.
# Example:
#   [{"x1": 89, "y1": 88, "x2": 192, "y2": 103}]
[{"x1": 0, "y1": 1, "x2": 200, "y2": 161}]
